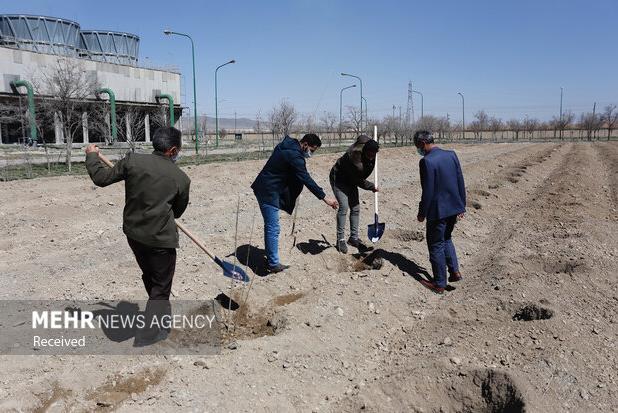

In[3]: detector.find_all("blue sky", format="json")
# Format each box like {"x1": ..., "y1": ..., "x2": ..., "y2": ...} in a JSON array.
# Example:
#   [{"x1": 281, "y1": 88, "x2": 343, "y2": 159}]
[{"x1": 5, "y1": 0, "x2": 617, "y2": 121}]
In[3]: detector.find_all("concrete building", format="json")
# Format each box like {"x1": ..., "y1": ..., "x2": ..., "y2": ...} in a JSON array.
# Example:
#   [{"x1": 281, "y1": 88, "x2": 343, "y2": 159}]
[{"x1": 0, "y1": 14, "x2": 181, "y2": 144}]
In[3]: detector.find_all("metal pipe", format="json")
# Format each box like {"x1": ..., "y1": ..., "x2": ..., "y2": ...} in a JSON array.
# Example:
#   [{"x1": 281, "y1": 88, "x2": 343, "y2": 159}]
[
  {"x1": 215, "y1": 59, "x2": 235, "y2": 148},
  {"x1": 341, "y1": 73, "x2": 363, "y2": 130},
  {"x1": 156, "y1": 94, "x2": 175, "y2": 126},
  {"x1": 458, "y1": 92, "x2": 465, "y2": 139},
  {"x1": 164, "y1": 29, "x2": 198, "y2": 154},
  {"x1": 339, "y1": 84, "x2": 356, "y2": 139},
  {"x1": 362, "y1": 96, "x2": 368, "y2": 124},
  {"x1": 95, "y1": 88, "x2": 117, "y2": 143},
  {"x1": 10, "y1": 80, "x2": 37, "y2": 143}
]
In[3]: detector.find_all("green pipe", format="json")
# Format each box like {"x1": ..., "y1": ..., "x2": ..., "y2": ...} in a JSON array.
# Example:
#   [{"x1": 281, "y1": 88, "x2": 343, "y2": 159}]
[
  {"x1": 96, "y1": 88, "x2": 117, "y2": 143},
  {"x1": 10, "y1": 80, "x2": 37, "y2": 143},
  {"x1": 156, "y1": 94, "x2": 175, "y2": 126}
]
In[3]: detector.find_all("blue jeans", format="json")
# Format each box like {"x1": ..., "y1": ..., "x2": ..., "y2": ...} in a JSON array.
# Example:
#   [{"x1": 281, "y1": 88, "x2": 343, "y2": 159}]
[
  {"x1": 426, "y1": 215, "x2": 460, "y2": 288},
  {"x1": 258, "y1": 201, "x2": 280, "y2": 268}
]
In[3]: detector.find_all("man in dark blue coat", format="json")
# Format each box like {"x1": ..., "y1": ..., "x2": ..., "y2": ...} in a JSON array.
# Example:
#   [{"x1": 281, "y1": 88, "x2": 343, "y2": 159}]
[
  {"x1": 414, "y1": 130, "x2": 466, "y2": 294},
  {"x1": 252, "y1": 134, "x2": 339, "y2": 273}
]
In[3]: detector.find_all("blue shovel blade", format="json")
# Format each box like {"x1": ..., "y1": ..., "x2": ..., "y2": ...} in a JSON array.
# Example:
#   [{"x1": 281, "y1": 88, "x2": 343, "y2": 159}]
[
  {"x1": 214, "y1": 257, "x2": 250, "y2": 283},
  {"x1": 368, "y1": 214, "x2": 385, "y2": 243}
]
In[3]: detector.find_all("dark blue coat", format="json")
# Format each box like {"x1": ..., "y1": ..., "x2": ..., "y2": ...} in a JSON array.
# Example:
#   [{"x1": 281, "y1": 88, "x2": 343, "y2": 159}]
[
  {"x1": 418, "y1": 147, "x2": 466, "y2": 221},
  {"x1": 251, "y1": 136, "x2": 326, "y2": 214}
]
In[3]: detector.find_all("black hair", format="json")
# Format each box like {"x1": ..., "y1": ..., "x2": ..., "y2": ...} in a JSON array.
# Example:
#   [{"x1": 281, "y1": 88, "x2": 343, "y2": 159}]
[
  {"x1": 413, "y1": 130, "x2": 434, "y2": 146},
  {"x1": 152, "y1": 127, "x2": 182, "y2": 152},
  {"x1": 300, "y1": 133, "x2": 322, "y2": 147},
  {"x1": 363, "y1": 139, "x2": 380, "y2": 154}
]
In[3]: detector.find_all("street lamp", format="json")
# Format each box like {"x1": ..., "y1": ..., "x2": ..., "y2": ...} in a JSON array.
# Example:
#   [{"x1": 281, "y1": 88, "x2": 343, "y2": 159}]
[
  {"x1": 164, "y1": 29, "x2": 199, "y2": 155},
  {"x1": 341, "y1": 73, "x2": 363, "y2": 130},
  {"x1": 362, "y1": 96, "x2": 368, "y2": 125},
  {"x1": 412, "y1": 90, "x2": 423, "y2": 120},
  {"x1": 559, "y1": 87, "x2": 563, "y2": 139},
  {"x1": 340, "y1": 84, "x2": 356, "y2": 139},
  {"x1": 457, "y1": 92, "x2": 465, "y2": 140},
  {"x1": 215, "y1": 59, "x2": 236, "y2": 147}
]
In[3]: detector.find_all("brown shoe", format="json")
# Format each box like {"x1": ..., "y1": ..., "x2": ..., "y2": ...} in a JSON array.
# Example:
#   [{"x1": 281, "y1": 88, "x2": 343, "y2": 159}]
[
  {"x1": 448, "y1": 272, "x2": 463, "y2": 283},
  {"x1": 419, "y1": 279, "x2": 445, "y2": 295}
]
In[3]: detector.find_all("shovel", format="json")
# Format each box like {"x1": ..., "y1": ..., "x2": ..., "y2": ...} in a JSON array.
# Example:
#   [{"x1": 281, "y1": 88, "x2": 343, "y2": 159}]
[
  {"x1": 367, "y1": 125, "x2": 385, "y2": 243},
  {"x1": 96, "y1": 151, "x2": 249, "y2": 283}
]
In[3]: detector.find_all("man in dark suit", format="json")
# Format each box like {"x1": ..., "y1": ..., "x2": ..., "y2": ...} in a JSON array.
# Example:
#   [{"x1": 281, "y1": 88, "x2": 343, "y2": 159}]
[
  {"x1": 251, "y1": 133, "x2": 338, "y2": 273},
  {"x1": 414, "y1": 130, "x2": 466, "y2": 294}
]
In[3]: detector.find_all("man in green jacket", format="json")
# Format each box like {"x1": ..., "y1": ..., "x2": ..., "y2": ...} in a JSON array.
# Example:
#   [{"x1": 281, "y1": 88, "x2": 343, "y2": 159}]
[{"x1": 85, "y1": 127, "x2": 190, "y2": 346}]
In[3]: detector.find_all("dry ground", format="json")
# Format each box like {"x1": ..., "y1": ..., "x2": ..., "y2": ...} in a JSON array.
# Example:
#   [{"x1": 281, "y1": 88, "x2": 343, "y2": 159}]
[{"x1": 0, "y1": 142, "x2": 616, "y2": 412}]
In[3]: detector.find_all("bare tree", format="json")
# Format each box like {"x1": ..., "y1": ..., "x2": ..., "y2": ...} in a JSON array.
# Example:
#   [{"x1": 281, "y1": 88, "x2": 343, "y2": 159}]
[
  {"x1": 269, "y1": 100, "x2": 297, "y2": 137},
  {"x1": 579, "y1": 112, "x2": 601, "y2": 141},
  {"x1": 32, "y1": 58, "x2": 99, "y2": 171},
  {"x1": 523, "y1": 116, "x2": 539, "y2": 140},
  {"x1": 255, "y1": 110, "x2": 267, "y2": 153},
  {"x1": 487, "y1": 116, "x2": 502, "y2": 141},
  {"x1": 379, "y1": 115, "x2": 398, "y2": 144},
  {"x1": 302, "y1": 114, "x2": 317, "y2": 134},
  {"x1": 601, "y1": 104, "x2": 617, "y2": 140},
  {"x1": 507, "y1": 119, "x2": 523, "y2": 141},
  {"x1": 551, "y1": 110, "x2": 574, "y2": 140},
  {"x1": 345, "y1": 105, "x2": 362, "y2": 135},
  {"x1": 319, "y1": 111, "x2": 337, "y2": 146},
  {"x1": 470, "y1": 110, "x2": 489, "y2": 140}
]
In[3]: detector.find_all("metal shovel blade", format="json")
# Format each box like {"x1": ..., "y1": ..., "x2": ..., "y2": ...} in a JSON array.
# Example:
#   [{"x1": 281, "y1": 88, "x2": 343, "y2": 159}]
[
  {"x1": 214, "y1": 256, "x2": 250, "y2": 283},
  {"x1": 367, "y1": 213, "x2": 385, "y2": 243}
]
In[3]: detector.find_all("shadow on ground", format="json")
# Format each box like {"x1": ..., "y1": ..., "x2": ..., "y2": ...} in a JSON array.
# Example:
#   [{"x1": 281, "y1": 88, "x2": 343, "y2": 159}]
[{"x1": 229, "y1": 244, "x2": 268, "y2": 277}]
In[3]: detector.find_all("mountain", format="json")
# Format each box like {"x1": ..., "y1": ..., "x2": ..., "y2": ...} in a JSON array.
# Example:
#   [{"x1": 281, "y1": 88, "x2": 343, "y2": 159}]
[{"x1": 179, "y1": 115, "x2": 261, "y2": 132}]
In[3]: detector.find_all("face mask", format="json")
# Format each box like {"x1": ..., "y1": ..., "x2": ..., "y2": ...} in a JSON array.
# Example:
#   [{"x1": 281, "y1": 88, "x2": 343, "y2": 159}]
[
  {"x1": 304, "y1": 149, "x2": 312, "y2": 159},
  {"x1": 171, "y1": 151, "x2": 181, "y2": 163},
  {"x1": 416, "y1": 147, "x2": 426, "y2": 157}
]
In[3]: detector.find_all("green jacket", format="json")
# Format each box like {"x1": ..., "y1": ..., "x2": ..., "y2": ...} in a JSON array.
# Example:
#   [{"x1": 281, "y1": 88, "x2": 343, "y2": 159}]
[{"x1": 86, "y1": 151, "x2": 191, "y2": 248}]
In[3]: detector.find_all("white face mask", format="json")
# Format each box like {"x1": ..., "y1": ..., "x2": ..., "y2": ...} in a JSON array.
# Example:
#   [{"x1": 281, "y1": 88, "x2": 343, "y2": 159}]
[
  {"x1": 171, "y1": 151, "x2": 181, "y2": 163},
  {"x1": 304, "y1": 149, "x2": 312, "y2": 159}
]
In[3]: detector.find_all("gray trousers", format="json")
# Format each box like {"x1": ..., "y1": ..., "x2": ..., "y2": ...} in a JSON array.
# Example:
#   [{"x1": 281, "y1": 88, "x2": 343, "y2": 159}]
[{"x1": 330, "y1": 176, "x2": 360, "y2": 241}]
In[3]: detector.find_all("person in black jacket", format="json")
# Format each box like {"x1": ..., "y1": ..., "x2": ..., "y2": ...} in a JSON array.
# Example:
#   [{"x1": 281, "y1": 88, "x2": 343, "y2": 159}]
[
  {"x1": 85, "y1": 127, "x2": 190, "y2": 346},
  {"x1": 251, "y1": 134, "x2": 338, "y2": 273},
  {"x1": 329, "y1": 135, "x2": 379, "y2": 253}
]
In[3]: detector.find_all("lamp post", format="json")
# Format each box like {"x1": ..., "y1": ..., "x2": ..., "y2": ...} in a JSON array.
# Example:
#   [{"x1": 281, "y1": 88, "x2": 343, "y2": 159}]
[
  {"x1": 215, "y1": 59, "x2": 235, "y2": 147},
  {"x1": 340, "y1": 84, "x2": 356, "y2": 139},
  {"x1": 559, "y1": 87, "x2": 563, "y2": 140},
  {"x1": 362, "y1": 96, "x2": 368, "y2": 125},
  {"x1": 341, "y1": 73, "x2": 363, "y2": 130},
  {"x1": 164, "y1": 29, "x2": 199, "y2": 155},
  {"x1": 412, "y1": 90, "x2": 423, "y2": 120},
  {"x1": 458, "y1": 92, "x2": 465, "y2": 140}
]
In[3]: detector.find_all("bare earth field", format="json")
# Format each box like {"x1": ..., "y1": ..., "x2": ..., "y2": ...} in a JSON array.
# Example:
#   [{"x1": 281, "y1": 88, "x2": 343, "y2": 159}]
[{"x1": 0, "y1": 142, "x2": 616, "y2": 412}]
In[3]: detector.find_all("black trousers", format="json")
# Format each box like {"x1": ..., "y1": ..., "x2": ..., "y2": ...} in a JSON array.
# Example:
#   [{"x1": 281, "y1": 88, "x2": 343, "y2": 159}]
[{"x1": 127, "y1": 237, "x2": 176, "y2": 336}]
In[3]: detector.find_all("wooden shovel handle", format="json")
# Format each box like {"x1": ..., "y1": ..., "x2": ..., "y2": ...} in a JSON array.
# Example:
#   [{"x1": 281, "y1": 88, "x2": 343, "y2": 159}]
[
  {"x1": 96, "y1": 151, "x2": 216, "y2": 261},
  {"x1": 175, "y1": 221, "x2": 215, "y2": 260}
]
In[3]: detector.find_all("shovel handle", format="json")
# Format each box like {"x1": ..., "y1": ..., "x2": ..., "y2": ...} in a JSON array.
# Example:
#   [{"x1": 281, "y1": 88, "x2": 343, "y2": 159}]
[
  {"x1": 96, "y1": 152, "x2": 216, "y2": 261},
  {"x1": 175, "y1": 221, "x2": 216, "y2": 261},
  {"x1": 373, "y1": 125, "x2": 379, "y2": 215}
]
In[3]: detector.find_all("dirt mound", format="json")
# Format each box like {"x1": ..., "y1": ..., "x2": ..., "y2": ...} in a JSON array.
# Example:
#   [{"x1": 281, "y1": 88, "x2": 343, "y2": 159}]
[{"x1": 512, "y1": 303, "x2": 554, "y2": 321}]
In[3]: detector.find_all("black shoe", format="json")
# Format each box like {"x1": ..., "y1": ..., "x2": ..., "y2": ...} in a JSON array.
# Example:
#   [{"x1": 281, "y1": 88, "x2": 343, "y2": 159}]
[
  {"x1": 268, "y1": 263, "x2": 290, "y2": 274},
  {"x1": 133, "y1": 328, "x2": 169, "y2": 347},
  {"x1": 347, "y1": 237, "x2": 373, "y2": 252},
  {"x1": 336, "y1": 239, "x2": 348, "y2": 254}
]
